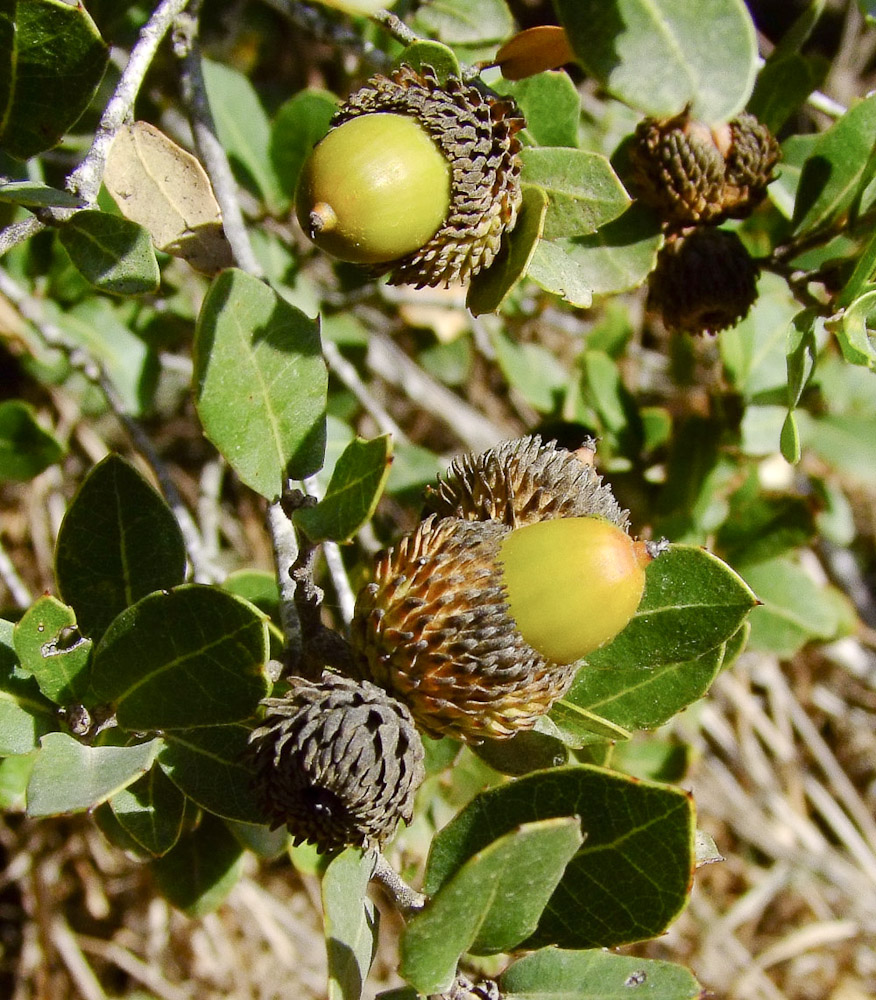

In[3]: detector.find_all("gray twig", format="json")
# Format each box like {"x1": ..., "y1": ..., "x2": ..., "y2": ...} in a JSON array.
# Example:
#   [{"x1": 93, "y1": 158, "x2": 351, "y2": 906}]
[
  {"x1": 67, "y1": 0, "x2": 194, "y2": 206},
  {"x1": 173, "y1": 2, "x2": 263, "y2": 274},
  {"x1": 368, "y1": 850, "x2": 427, "y2": 916},
  {"x1": 0, "y1": 217, "x2": 46, "y2": 259},
  {"x1": 267, "y1": 499, "x2": 304, "y2": 657}
]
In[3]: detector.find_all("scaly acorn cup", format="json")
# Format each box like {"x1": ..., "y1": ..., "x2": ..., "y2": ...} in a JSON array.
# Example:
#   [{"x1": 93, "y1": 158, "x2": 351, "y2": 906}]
[
  {"x1": 350, "y1": 513, "x2": 653, "y2": 743},
  {"x1": 647, "y1": 227, "x2": 760, "y2": 335},
  {"x1": 248, "y1": 673, "x2": 425, "y2": 853},
  {"x1": 423, "y1": 433, "x2": 629, "y2": 529},
  {"x1": 628, "y1": 108, "x2": 778, "y2": 228},
  {"x1": 295, "y1": 64, "x2": 524, "y2": 288}
]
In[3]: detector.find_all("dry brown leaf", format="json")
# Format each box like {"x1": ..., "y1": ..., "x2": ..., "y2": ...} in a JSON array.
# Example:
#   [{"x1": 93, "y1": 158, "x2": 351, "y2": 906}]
[
  {"x1": 104, "y1": 121, "x2": 233, "y2": 275},
  {"x1": 494, "y1": 25, "x2": 575, "y2": 81}
]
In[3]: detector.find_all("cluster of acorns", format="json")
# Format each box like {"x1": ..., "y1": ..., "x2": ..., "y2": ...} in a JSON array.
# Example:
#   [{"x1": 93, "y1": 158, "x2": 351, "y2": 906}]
[
  {"x1": 249, "y1": 436, "x2": 657, "y2": 854},
  {"x1": 628, "y1": 108, "x2": 780, "y2": 335}
]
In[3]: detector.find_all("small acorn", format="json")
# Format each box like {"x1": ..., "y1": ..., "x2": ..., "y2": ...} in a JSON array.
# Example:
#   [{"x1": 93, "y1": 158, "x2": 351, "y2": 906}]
[
  {"x1": 295, "y1": 64, "x2": 524, "y2": 288},
  {"x1": 647, "y1": 227, "x2": 760, "y2": 335},
  {"x1": 350, "y1": 511, "x2": 652, "y2": 743},
  {"x1": 248, "y1": 673, "x2": 425, "y2": 853},
  {"x1": 628, "y1": 108, "x2": 778, "y2": 228},
  {"x1": 500, "y1": 516, "x2": 650, "y2": 666}
]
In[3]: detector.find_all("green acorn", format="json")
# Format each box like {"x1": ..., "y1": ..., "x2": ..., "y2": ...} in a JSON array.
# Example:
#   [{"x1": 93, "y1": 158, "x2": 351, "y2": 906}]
[
  {"x1": 295, "y1": 64, "x2": 524, "y2": 288},
  {"x1": 350, "y1": 512, "x2": 652, "y2": 743}
]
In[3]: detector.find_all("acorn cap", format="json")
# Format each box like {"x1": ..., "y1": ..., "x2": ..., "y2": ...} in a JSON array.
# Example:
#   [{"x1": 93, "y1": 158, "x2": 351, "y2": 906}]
[
  {"x1": 628, "y1": 110, "x2": 726, "y2": 226},
  {"x1": 249, "y1": 673, "x2": 425, "y2": 853},
  {"x1": 350, "y1": 515, "x2": 577, "y2": 743},
  {"x1": 722, "y1": 111, "x2": 780, "y2": 218},
  {"x1": 647, "y1": 227, "x2": 759, "y2": 335},
  {"x1": 629, "y1": 108, "x2": 778, "y2": 228},
  {"x1": 329, "y1": 64, "x2": 524, "y2": 288},
  {"x1": 423, "y1": 434, "x2": 629, "y2": 529}
]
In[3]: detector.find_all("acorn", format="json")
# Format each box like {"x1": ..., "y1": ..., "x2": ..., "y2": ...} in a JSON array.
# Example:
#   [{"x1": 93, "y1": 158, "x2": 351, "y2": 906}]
[
  {"x1": 350, "y1": 512, "x2": 652, "y2": 743},
  {"x1": 628, "y1": 108, "x2": 778, "y2": 228},
  {"x1": 295, "y1": 64, "x2": 524, "y2": 288},
  {"x1": 722, "y1": 112, "x2": 781, "y2": 218},
  {"x1": 248, "y1": 673, "x2": 425, "y2": 853},
  {"x1": 424, "y1": 434, "x2": 629, "y2": 529},
  {"x1": 647, "y1": 227, "x2": 760, "y2": 335}
]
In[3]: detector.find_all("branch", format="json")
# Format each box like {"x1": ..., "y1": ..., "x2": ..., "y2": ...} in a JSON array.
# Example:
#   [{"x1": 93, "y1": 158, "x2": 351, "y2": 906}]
[
  {"x1": 173, "y1": 2, "x2": 264, "y2": 275},
  {"x1": 266, "y1": 499, "x2": 304, "y2": 660},
  {"x1": 67, "y1": 0, "x2": 194, "y2": 205},
  {"x1": 0, "y1": 0, "x2": 191, "y2": 256},
  {"x1": 368, "y1": 850, "x2": 427, "y2": 916},
  {"x1": 0, "y1": 217, "x2": 46, "y2": 260}
]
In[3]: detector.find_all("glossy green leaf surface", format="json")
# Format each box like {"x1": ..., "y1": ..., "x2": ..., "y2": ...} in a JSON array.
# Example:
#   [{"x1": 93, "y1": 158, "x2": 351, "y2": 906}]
[
  {"x1": 55, "y1": 455, "x2": 186, "y2": 642},
  {"x1": 202, "y1": 59, "x2": 286, "y2": 213},
  {"x1": 554, "y1": 204, "x2": 663, "y2": 295},
  {"x1": 27, "y1": 733, "x2": 161, "y2": 817},
  {"x1": 526, "y1": 239, "x2": 594, "y2": 307},
  {"x1": 13, "y1": 596, "x2": 92, "y2": 705},
  {"x1": 0, "y1": 400, "x2": 64, "y2": 481},
  {"x1": 566, "y1": 643, "x2": 726, "y2": 734},
  {"x1": 495, "y1": 72, "x2": 581, "y2": 148},
  {"x1": 747, "y1": 53, "x2": 826, "y2": 134},
  {"x1": 425, "y1": 766, "x2": 695, "y2": 950},
  {"x1": 472, "y1": 726, "x2": 569, "y2": 776},
  {"x1": 42, "y1": 296, "x2": 155, "y2": 416},
  {"x1": 792, "y1": 94, "x2": 876, "y2": 235},
  {"x1": 0, "y1": 620, "x2": 56, "y2": 755},
  {"x1": 158, "y1": 724, "x2": 270, "y2": 824},
  {"x1": 0, "y1": 180, "x2": 83, "y2": 209},
  {"x1": 500, "y1": 948, "x2": 703, "y2": 1000},
  {"x1": 90, "y1": 586, "x2": 270, "y2": 731},
  {"x1": 743, "y1": 556, "x2": 844, "y2": 656},
  {"x1": 323, "y1": 849, "x2": 379, "y2": 1000},
  {"x1": 271, "y1": 89, "x2": 337, "y2": 200},
  {"x1": 835, "y1": 290, "x2": 876, "y2": 370},
  {"x1": 294, "y1": 435, "x2": 393, "y2": 542},
  {"x1": 467, "y1": 185, "x2": 547, "y2": 316},
  {"x1": 0, "y1": 0, "x2": 108, "y2": 158},
  {"x1": 581, "y1": 545, "x2": 758, "y2": 671},
  {"x1": 59, "y1": 211, "x2": 160, "y2": 296},
  {"x1": 554, "y1": 0, "x2": 757, "y2": 122},
  {"x1": 402, "y1": 818, "x2": 583, "y2": 993},
  {"x1": 149, "y1": 812, "x2": 244, "y2": 917},
  {"x1": 520, "y1": 147, "x2": 630, "y2": 240},
  {"x1": 109, "y1": 764, "x2": 186, "y2": 857},
  {"x1": 412, "y1": 0, "x2": 514, "y2": 44},
  {"x1": 194, "y1": 268, "x2": 327, "y2": 498},
  {"x1": 721, "y1": 274, "x2": 802, "y2": 399},
  {"x1": 394, "y1": 41, "x2": 461, "y2": 83}
]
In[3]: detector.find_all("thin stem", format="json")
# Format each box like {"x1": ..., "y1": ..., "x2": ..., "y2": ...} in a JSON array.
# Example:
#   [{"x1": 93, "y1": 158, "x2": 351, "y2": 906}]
[
  {"x1": 173, "y1": 3, "x2": 263, "y2": 274},
  {"x1": 368, "y1": 850, "x2": 427, "y2": 915},
  {"x1": 67, "y1": 0, "x2": 194, "y2": 205},
  {"x1": 0, "y1": 217, "x2": 46, "y2": 260},
  {"x1": 266, "y1": 499, "x2": 304, "y2": 661},
  {"x1": 370, "y1": 10, "x2": 418, "y2": 46}
]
